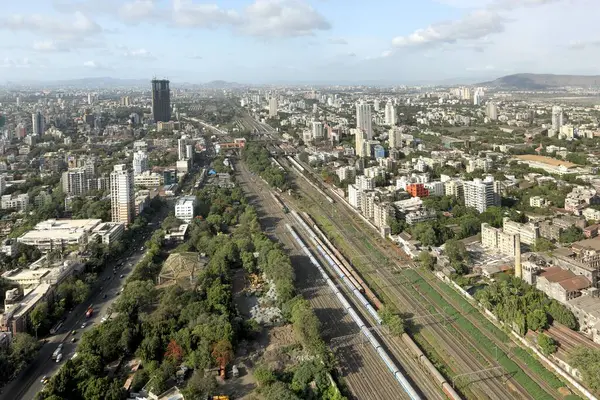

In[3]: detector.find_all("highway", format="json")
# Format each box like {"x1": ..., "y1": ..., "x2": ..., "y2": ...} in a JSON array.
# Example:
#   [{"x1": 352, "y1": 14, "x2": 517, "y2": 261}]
[{"x1": 0, "y1": 226, "x2": 158, "y2": 400}]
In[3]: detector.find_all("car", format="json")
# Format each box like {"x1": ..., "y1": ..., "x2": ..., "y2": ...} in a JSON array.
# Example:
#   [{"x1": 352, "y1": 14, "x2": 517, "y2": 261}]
[
  {"x1": 71, "y1": 337, "x2": 76, "y2": 343},
  {"x1": 71, "y1": 330, "x2": 77, "y2": 335},
  {"x1": 56, "y1": 353, "x2": 63, "y2": 363},
  {"x1": 103, "y1": 294, "x2": 107, "y2": 299},
  {"x1": 119, "y1": 274, "x2": 124, "y2": 279},
  {"x1": 57, "y1": 343, "x2": 63, "y2": 350},
  {"x1": 41, "y1": 376, "x2": 49, "y2": 384},
  {"x1": 80, "y1": 322, "x2": 86, "y2": 329}
]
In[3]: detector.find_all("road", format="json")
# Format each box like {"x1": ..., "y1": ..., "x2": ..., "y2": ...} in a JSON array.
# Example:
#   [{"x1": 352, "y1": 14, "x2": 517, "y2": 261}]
[{"x1": 1, "y1": 228, "x2": 157, "y2": 400}]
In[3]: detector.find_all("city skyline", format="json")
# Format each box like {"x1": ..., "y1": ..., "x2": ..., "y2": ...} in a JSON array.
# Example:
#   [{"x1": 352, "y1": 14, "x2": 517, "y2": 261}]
[{"x1": 1, "y1": 0, "x2": 600, "y2": 84}]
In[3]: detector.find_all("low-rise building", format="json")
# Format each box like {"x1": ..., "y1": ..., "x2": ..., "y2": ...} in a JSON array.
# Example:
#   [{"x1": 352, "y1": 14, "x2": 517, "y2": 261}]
[
  {"x1": 502, "y1": 217, "x2": 539, "y2": 246},
  {"x1": 174, "y1": 196, "x2": 197, "y2": 223},
  {"x1": 536, "y1": 266, "x2": 591, "y2": 303},
  {"x1": 530, "y1": 196, "x2": 548, "y2": 208},
  {"x1": 134, "y1": 171, "x2": 162, "y2": 188},
  {"x1": 91, "y1": 222, "x2": 125, "y2": 245},
  {"x1": 1, "y1": 193, "x2": 29, "y2": 211},
  {"x1": 481, "y1": 223, "x2": 520, "y2": 256},
  {"x1": 17, "y1": 219, "x2": 103, "y2": 252}
]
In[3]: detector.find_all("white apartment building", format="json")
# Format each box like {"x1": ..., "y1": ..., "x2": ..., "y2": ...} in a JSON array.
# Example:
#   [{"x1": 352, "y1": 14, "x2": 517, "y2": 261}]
[
  {"x1": 174, "y1": 196, "x2": 197, "y2": 223},
  {"x1": 355, "y1": 175, "x2": 375, "y2": 191},
  {"x1": 62, "y1": 168, "x2": 87, "y2": 196},
  {"x1": 373, "y1": 202, "x2": 392, "y2": 229},
  {"x1": 552, "y1": 106, "x2": 564, "y2": 133},
  {"x1": 134, "y1": 171, "x2": 162, "y2": 188},
  {"x1": 486, "y1": 102, "x2": 498, "y2": 120},
  {"x1": 583, "y1": 207, "x2": 600, "y2": 221},
  {"x1": 348, "y1": 184, "x2": 362, "y2": 208},
  {"x1": 269, "y1": 97, "x2": 278, "y2": 117},
  {"x1": 312, "y1": 121, "x2": 324, "y2": 139},
  {"x1": 502, "y1": 217, "x2": 539, "y2": 246},
  {"x1": 424, "y1": 181, "x2": 445, "y2": 197},
  {"x1": 110, "y1": 164, "x2": 135, "y2": 224},
  {"x1": 463, "y1": 178, "x2": 500, "y2": 213},
  {"x1": 481, "y1": 223, "x2": 520, "y2": 257},
  {"x1": 384, "y1": 100, "x2": 396, "y2": 126},
  {"x1": 1, "y1": 194, "x2": 29, "y2": 211},
  {"x1": 364, "y1": 166, "x2": 386, "y2": 179},
  {"x1": 356, "y1": 101, "x2": 373, "y2": 139},
  {"x1": 529, "y1": 196, "x2": 548, "y2": 208},
  {"x1": 389, "y1": 127, "x2": 403, "y2": 149},
  {"x1": 336, "y1": 166, "x2": 356, "y2": 182},
  {"x1": 360, "y1": 191, "x2": 376, "y2": 220},
  {"x1": 354, "y1": 128, "x2": 369, "y2": 158},
  {"x1": 133, "y1": 150, "x2": 149, "y2": 175}
]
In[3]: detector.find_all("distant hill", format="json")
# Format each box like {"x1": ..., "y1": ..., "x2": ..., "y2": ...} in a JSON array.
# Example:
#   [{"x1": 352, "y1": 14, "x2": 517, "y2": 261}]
[
  {"x1": 479, "y1": 73, "x2": 600, "y2": 89},
  {"x1": 4, "y1": 77, "x2": 244, "y2": 89}
]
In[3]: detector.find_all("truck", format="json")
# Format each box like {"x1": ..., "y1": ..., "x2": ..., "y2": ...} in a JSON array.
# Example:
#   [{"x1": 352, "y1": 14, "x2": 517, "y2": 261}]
[
  {"x1": 85, "y1": 305, "x2": 93, "y2": 318},
  {"x1": 51, "y1": 346, "x2": 61, "y2": 360}
]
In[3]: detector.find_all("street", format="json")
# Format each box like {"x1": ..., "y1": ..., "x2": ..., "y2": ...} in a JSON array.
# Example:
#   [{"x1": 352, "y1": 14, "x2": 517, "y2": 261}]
[{"x1": 0, "y1": 235, "x2": 153, "y2": 400}]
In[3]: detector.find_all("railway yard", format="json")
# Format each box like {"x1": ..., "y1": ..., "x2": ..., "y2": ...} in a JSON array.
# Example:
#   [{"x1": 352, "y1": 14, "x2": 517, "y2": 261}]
[
  {"x1": 275, "y1": 155, "x2": 586, "y2": 400},
  {"x1": 235, "y1": 161, "x2": 422, "y2": 400}
]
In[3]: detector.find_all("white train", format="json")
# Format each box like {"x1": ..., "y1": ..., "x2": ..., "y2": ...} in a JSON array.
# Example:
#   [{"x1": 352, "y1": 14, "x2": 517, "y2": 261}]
[{"x1": 286, "y1": 224, "x2": 422, "y2": 400}]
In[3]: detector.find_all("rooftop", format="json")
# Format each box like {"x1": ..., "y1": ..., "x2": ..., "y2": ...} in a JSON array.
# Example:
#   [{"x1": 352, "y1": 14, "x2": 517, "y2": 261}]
[{"x1": 514, "y1": 154, "x2": 578, "y2": 168}]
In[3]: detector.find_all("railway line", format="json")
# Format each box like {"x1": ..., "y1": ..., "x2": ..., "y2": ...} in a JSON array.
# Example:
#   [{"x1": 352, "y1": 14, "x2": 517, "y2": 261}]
[
  {"x1": 235, "y1": 161, "x2": 415, "y2": 400},
  {"x1": 279, "y1": 156, "x2": 545, "y2": 400}
]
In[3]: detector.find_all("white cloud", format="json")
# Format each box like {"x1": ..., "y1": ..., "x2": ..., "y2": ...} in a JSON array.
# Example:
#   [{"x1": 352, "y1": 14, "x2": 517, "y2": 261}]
[
  {"x1": 123, "y1": 48, "x2": 155, "y2": 59},
  {"x1": 328, "y1": 37, "x2": 348, "y2": 45},
  {"x1": 119, "y1": 0, "x2": 156, "y2": 21},
  {"x1": 83, "y1": 60, "x2": 112, "y2": 69},
  {"x1": 2, "y1": 11, "x2": 101, "y2": 39},
  {"x1": 392, "y1": 10, "x2": 505, "y2": 48},
  {"x1": 172, "y1": 0, "x2": 239, "y2": 28},
  {"x1": 33, "y1": 40, "x2": 70, "y2": 53},
  {"x1": 0, "y1": 58, "x2": 35, "y2": 68},
  {"x1": 172, "y1": 0, "x2": 330, "y2": 37},
  {"x1": 567, "y1": 40, "x2": 600, "y2": 50}
]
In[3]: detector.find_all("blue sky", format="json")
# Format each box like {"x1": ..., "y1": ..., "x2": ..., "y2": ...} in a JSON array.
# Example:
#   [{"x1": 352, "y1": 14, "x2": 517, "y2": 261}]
[{"x1": 1, "y1": 0, "x2": 599, "y2": 84}]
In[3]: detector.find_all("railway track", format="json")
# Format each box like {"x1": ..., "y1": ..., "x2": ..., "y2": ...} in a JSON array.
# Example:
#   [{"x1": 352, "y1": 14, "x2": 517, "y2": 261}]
[
  {"x1": 280, "y1": 158, "x2": 538, "y2": 400},
  {"x1": 235, "y1": 162, "x2": 412, "y2": 400}
]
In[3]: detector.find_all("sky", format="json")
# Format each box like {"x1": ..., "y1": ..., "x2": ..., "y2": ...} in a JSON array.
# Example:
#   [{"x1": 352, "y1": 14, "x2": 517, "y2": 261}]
[{"x1": 1, "y1": 0, "x2": 600, "y2": 84}]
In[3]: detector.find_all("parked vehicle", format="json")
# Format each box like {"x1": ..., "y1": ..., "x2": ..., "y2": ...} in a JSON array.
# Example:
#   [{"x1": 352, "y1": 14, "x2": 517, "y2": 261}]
[
  {"x1": 56, "y1": 353, "x2": 63, "y2": 363},
  {"x1": 85, "y1": 306, "x2": 93, "y2": 318}
]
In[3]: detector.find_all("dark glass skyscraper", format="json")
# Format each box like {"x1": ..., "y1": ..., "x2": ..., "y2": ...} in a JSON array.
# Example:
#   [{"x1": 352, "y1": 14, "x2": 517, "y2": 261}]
[{"x1": 151, "y1": 79, "x2": 171, "y2": 122}]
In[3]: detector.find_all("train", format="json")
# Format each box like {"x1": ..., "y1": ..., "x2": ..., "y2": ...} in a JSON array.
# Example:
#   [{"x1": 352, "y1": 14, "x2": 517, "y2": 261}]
[
  {"x1": 286, "y1": 155, "x2": 305, "y2": 173},
  {"x1": 401, "y1": 333, "x2": 462, "y2": 400},
  {"x1": 270, "y1": 192, "x2": 289, "y2": 214},
  {"x1": 290, "y1": 210, "x2": 382, "y2": 324},
  {"x1": 300, "y1": 212, "x2": 383, "y2": 310},
  {"x1": 269, "y1": 157, "x2": 285, "y2": 171},
  {"x1": 285, "y1": 224, "x2": 422, "y2": 400}
]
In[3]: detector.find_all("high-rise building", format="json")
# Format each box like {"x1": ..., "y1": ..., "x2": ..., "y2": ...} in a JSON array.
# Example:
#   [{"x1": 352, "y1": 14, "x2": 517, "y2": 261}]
[
  {"x1": 151, "y1": 79, "x2": 171, "y2": 123},
  {"x1": 356, "y1": 101, "x2": 372, "y2": 139},
  {"x1": 552, "y1": 106, "x2": 563, "y2": 132},
  {"x1": 463, "y1": 177, "x2": 500, "y2": 213},
  {"x1": 486, "y1": 102, "x2": 498, "y2": 121},
  {"x1": 384, "y1": 100, "x2": 396, "y2": 126},
  {"x1": 121, "y1": 96, "x2": 131, "y2": 106},
  {"x1": 389, "y1": 127, "x2": 403, "y2": 149},
  {"x1": 373, "y1": 100, "x2": 380, "y2": 112},
  {"x1": 32, "y1": 111, "x2": 45, "y2": 136},
  {"x1": 178, "y1": 137, "x2": 188, "y2": 161},
  {"x1": 354, "y1": 128, "x2": 369, "y2": 158},
  {"x1": 269, "y1": 97, "x2": 278, "y2": 117},
  {"x1": 0, "y1": 175, "x2": 6, "y2": 196},
  {"x1": 110, "y1": 164, "x2": 135, "y2": 224},
  {"x1": 133, "y1": 150, "x2": 149, "y2": 176},
  {"x1": 62, "y1": 168, "x2": 87, "y2": 196},
  {"x1": 312, "y1": 121, "x2": 324, "y2": 139}
]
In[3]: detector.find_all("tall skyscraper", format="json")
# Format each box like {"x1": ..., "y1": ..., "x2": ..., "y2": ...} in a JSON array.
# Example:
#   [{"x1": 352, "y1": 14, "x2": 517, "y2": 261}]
[
  {"x1": 178, "y1": 137, "x2": 188, "y2": 161},
  {"x1": 552, "y1": 106, "x2": 563, "y2": 132},
  {"x1": 32, "y1": 111, "x2": 45, "y2": 136},
  {"x1": 110, "y1": 164, "x2": 135, "y2": 224},
  {"x1": 486, "y1": 102, "x2": 498, "y2": 121},
  {"x1": 384, "y1": 100, "x2": 397, "y2": 126},
  {"x1": 463, "y1": 177, "x2": 500, "y2": 213},
  {"x1": 269, "y1": 97, "x2": 278, "y2": 117},
  {"x1": 152, "y1": 79, "x2": 171, "y2": 123},
  {"x1": 356, "y1": 101, "x2": 372, "y2": 139},
  {"x1": 133, "y1": 150, "x2": 149, "y2": 175}
]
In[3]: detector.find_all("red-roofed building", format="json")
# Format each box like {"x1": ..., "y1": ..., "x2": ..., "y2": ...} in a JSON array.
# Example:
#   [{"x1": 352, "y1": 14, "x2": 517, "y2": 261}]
[
  {"x1": 406, "y1": 183, "x2": 429, "y2": 198},
  {"x1": 537, "y1": 267, "x2": 591, "y2": 303}
]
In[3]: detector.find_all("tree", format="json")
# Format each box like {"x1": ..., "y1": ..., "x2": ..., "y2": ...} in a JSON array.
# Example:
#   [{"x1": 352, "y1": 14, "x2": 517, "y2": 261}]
[
  {"x1": 165, "y1": 339, "x2": 184, "y2": 364},
  {"x1": 444, "y1": 238, "x2": 470, "y2": 274},
  {"x1": 526, "y1": 309, "x2": 548, "y2": 332},
  {"x1": 560, "y1": 226, "x2": 584, "y2": 244},
  {"x1": 417, "y1": 251, "x2": 436, "y2": 271},
  {"x1": 263, "y1": 382, "x2": 301, "y2": 400},
  {"x1": 9, "y1": 333, "x2": 40, "y2": 371},
  {"x1": 379, "y1": 307, "x2": 405, "y2": 336},
  {"x1": 114, "y1": 280, "x2": 156, "y2": 316},
  {"x1": 182, "y1": 371, "x2": 217, "y2": 400},
  {"x1": 570, "y1": 346, "x2": 600, "y2": 393},
  {"x1": 537, "y1": 333, "x2": 557, "y2": 356},
  {"x1": 533, "y1": 238, "x2": 555, "y2": 252},
  {"x1": 211, "y1": 339, "x2": 233, "y2": 369},
  {"x1": 254, "y1": 364, "x2": 276, "y2": 387},
  {"x1": 30, "y1": 301, "x2": 50, "y2": 337}
]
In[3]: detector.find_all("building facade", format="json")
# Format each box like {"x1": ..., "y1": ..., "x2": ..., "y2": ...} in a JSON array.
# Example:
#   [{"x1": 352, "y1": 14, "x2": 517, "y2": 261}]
[
  {"x1": 151, "y1": 79, "x2": 171, "y2": 123},
  {"x1": 110, "y1": 164, "x2": 135, "y2": 224}
]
